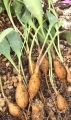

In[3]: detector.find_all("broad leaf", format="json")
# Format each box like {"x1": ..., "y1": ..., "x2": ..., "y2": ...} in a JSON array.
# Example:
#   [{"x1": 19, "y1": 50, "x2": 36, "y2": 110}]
[
  {"x1": 0, "y1": 38, "x2": 18, "y2": 71},
  {"x1": 23, "y1": 0, "x2": 43, "y2": 27},
  {"x1": 0, "y1": 28, "x2": 14, "y2": 42},
  {"x1": 13, "y1": 0, "x2": 23, "y2": 18},
  {"x1": 13, "y1": 0, "x2": 24, "y2": 25},
  {"x1": 46, "y1": 10, "x2": 58, "y2": 25},
  {"x1": 7, "y1": 31, "x2": 22, "y2": 59},
  {"x1": 21, "y1": 9, "x2": 36, "y2": 30},
  {"x1": 0, "y1": 38, "x2": 10, "y2": 56},
  {"x1": 21, "y1": 9, "x2": 31, "y2": 24},
  {"x1": 0, "y1": 1, "x2": 5, "y2": 13}
]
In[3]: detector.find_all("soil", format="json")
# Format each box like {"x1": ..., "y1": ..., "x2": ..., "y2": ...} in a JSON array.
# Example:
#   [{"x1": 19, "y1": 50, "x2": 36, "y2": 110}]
[{"x1": 0, "y1": 1, "x2": 71, "y2": 120}]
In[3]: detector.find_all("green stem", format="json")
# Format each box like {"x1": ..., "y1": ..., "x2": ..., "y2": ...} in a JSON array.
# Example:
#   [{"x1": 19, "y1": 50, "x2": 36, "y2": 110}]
[
  {"x1": 53, "y1": 42, "x2": 63, "y2": 62},
  {"x1": 48, "y1": 51, "x2": 58, "y2": 95},
  {"x1": 18, "y1": 57, "x2": 20, "y2": 73},
  {"x1": 38, "y1": 32, "x2": 58, "y2": 65},
  {"x1": 38, "y1": 25, "x2": 52, "y2": 61},
  {"x1": 48, "y1": 50, "x2": 53, "y2": 85},
  {"x1": 49, "y1": 30, "x2": 64, "y2": 62},
  {"x1": 7, "y1": 55, "x2": 19, "y2": 72},
  {"x1": 0, "y1": 76, "x2": 5, "y2": 98},
  {"x1": 22, "y1": 25, "x2": 31, "y2": 54},
  {"x1": 29, "y1": 26, "x2": 41, "y2": 67},
  {"x1": 20, "y1": 58, "x2": 27, "y2": 86}
]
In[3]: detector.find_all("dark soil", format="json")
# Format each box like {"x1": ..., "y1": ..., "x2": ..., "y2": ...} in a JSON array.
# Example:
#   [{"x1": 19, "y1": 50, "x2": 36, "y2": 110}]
[{"x1": 0, "y1": 1, "x2": 71, "y2": 120}]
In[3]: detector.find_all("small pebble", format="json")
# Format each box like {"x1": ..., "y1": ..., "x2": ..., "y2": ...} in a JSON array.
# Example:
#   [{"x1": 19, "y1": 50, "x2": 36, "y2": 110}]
[
  {"x1": 2, "y1": 76, "x2": 6, "y2": 81},
  {"x1": 10, "y1": 81, "x2": 13, "y2": 85},
  {"x1": 0, "y1": 94, "x2": 2, "y2": 98},
  {"x1": 12, "y1": 76, "x2": 18, "y2": 83},
  {"x1": 8, "y1": 86, "x2": 13, "y2": 89},
  {"x1": 52, "y1": 0, "x2": 58, "y2": 3},
  {"x1": 4, "y1": 80, "x2": 10, "y2": 84},
  {"x1": 3, "y1": 85, "x2": 8, "y2": 89},
  {"x1": 47, "y1": 102, "x2": 53, "y2": 107},
  {"x1": 60, "y1": 44, "x2": 64, "y2": 49},
  {"x1": 2, "y1": 70, "x2": 5, "y2": 74},
  {"x1": 63, "y1": 9, "x2": 71, "y2": 15},
  {"x1": 2, "y1": 58, "x2": 7, "y2": 62},
  {"x1": 6, "y1": 62, "x2": 10, "y2": 67},
  {"x1": 68, "y1": 86, "x2": 71, "y2": 92},
  {"x1": 7, "y1": 72, "x2": 10, "y2": 77},
  {"x1": 8, "y1": 96, "x2": 11, "y2": 99},
  {"x1": 5, "y1": 89, "x2": 10, "y2": 96},
  {"x1": 0, "y1": 107, "x2": 2, "y2": 112},
  {"x1": 69, "y1": 68, "x2": 71, "y2": 72},
  {"x1": 14, "y1": 82, "x2": 18, "y2": 87},
  {"x1": 2, "y1": 106, "x2": 7, "y2": 112},
  {"x1": 0, "y1": 98, "x2": 5, "y2": 107},
  {"x1": 13, "y1": 68, "x2": 18, "y2": 75}
]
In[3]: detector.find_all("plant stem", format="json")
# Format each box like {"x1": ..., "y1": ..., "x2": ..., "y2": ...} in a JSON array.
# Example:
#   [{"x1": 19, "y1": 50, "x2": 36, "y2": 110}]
[
  {"x1": 29, "y1": 26, "x2": 40, "y2": 68},
  {"x1": 20, "y1": 58, "x2": 27, "y2": 86},
  {"x1": 49, "y1": 31, "x2": 64, "y2": 62},
  {"x1": 0, "y1": 76, "x2": 5, "y2": 99},
  {"x1": 38, "y1": 25, "x2": 52, "y2": 61},
  {"x1": 38, "y1": 32, "x2": 58, "y2": 66}
]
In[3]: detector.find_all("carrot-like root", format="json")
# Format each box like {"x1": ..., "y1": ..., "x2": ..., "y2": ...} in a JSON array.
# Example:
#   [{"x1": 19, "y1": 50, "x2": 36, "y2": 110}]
[
  {"x1": 0, "y1": 76, "x2": 25, "y2": 120},
  {"x1": 15, "y1": 81, "x2": 29, "y2": 109},
  {"x1": 51, "y1": 50, "x2": 67, "y2": 86},
  {"x1": 28, "y1": 64, "x2": 40, "y2": 100},
  {"x1": 6, "y1": 98, "x2": 25, "y2": 120},
  {"x1": 53, "y1": 59, "x2": 67, "y2": 81},
  {"x1": 56, "y1": 93, "x2": 67, "y2": 111},
  {"x1": 53, "y1": 85, "x2": 67, "y2": 111},
  {"x1": 40, "y1": 57, "x2": 49, "y2": 89}
]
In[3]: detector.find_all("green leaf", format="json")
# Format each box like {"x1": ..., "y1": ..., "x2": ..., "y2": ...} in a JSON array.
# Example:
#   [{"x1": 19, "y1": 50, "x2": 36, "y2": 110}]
[
  {"x1": 22, "y1": 0, "x2": 43, "y2": 27},
  {"x1": 0, "y1": 38, "x2": 10, "y2": 56},
  {"x1": 54, "y1": 20, "x2": 63, "y2": 29},
  {"x1": 49, "y1": 8, "x2": 57, "y2": 18},
  {"x1": 46, "y1": 10, "x2": 58, "y2": 25},
  {"x1": 7, "y1": 31, "x2": 22, "y2": 58},
  {"x1": 13, "y1": 0, "x2": 23, "y2": 17},
  {"x1": 13, "y1": 0, "x2": 24, "y2": 24},
  {"x1": 63, "y1": 31, "x2": 71, "y2": 45},
  {"x1": 21, "y1": 9, "x2": 36, "y2": 30},
  {"x1": 0, "y1": 2, "x2": 5, "y2": 13},
  {"x1": 0, "y1": 38, "x2": 18, "y2": 71},
  {"x1": 0, "y1": 28, "x2": 14, "y2": 42},
  {"x1": 21, "y1": 9, "x2": 31, "y2": 24}
]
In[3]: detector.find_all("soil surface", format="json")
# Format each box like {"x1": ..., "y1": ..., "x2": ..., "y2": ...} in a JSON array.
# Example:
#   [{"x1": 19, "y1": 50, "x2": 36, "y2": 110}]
[{"x1": 0, "y1": 1, "x2": 71, "y2": 120}]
